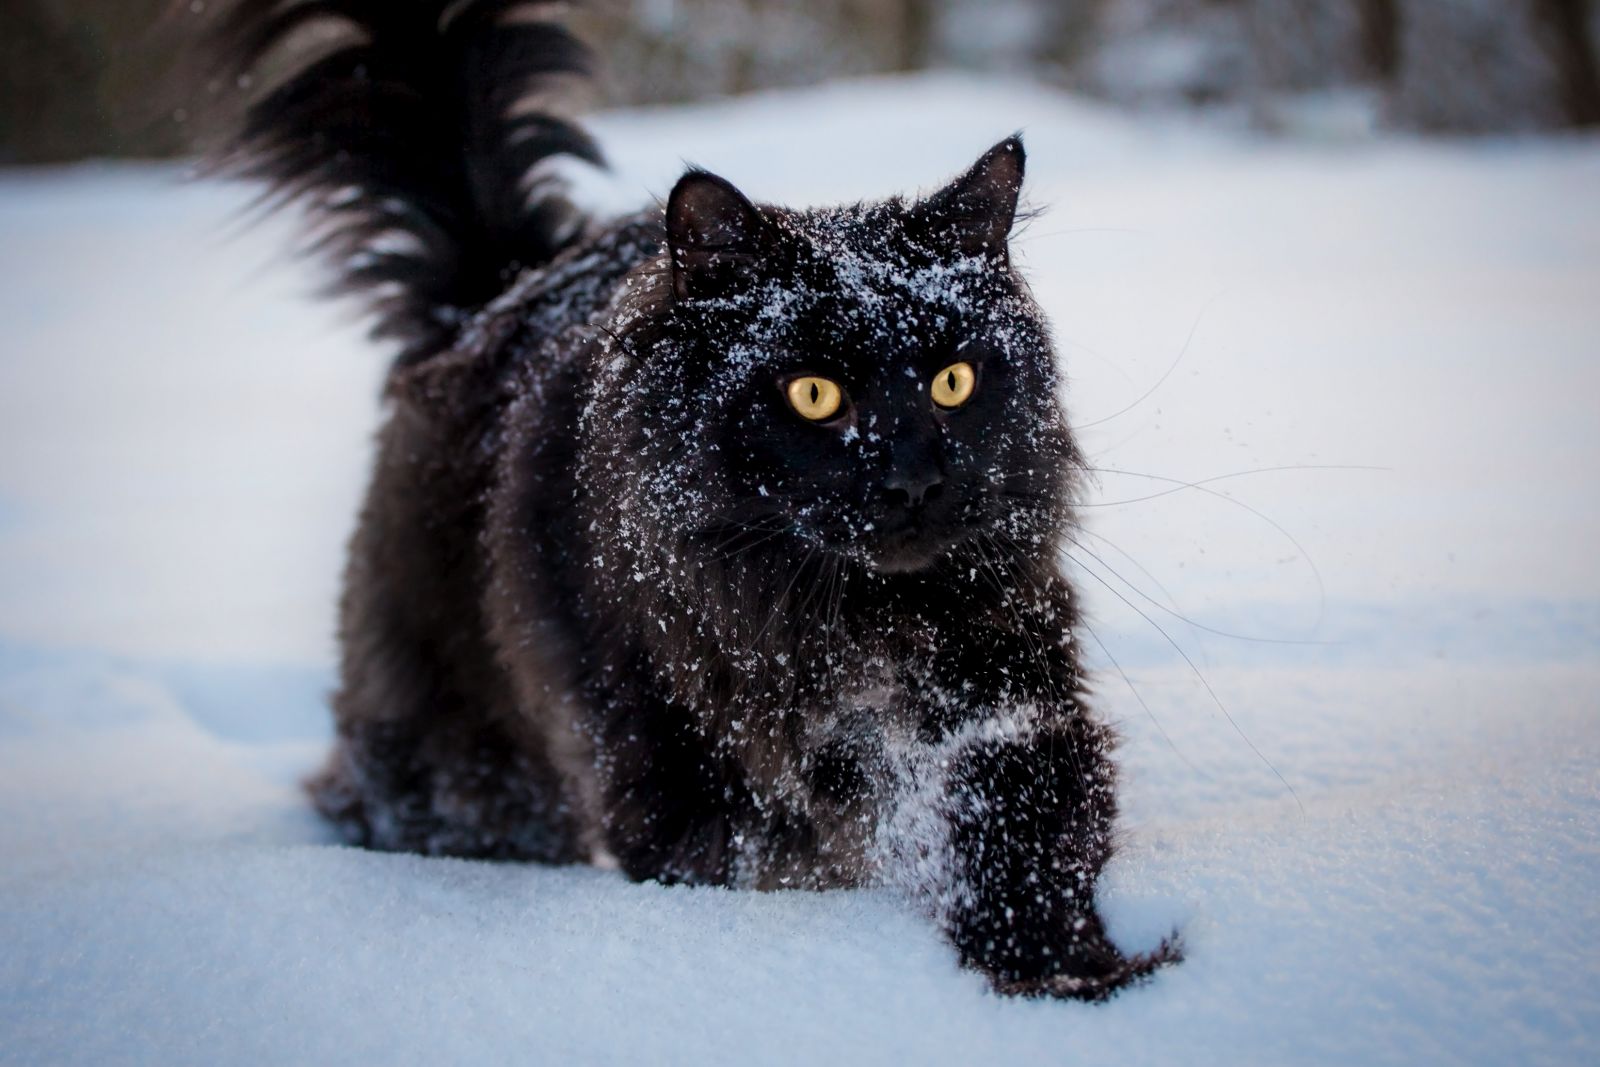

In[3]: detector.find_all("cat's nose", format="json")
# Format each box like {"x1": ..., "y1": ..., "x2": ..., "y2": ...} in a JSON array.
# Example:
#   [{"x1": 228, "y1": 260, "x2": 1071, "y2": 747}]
[{"x1": 883, "y1": 467, "x2": 944, "y2": 508}]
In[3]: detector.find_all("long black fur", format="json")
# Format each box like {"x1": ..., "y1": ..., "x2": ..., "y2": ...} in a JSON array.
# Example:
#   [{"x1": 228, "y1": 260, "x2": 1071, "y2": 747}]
[
  {"x1": 208, "y1": 0, "x2": 604, "y2": 365},
  {"x1": 207, "y1": 0, "x2": 1179, "y2": 1000}
]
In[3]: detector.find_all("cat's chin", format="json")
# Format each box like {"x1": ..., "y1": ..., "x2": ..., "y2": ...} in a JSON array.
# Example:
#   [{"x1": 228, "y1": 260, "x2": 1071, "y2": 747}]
[
  {"x1": 865, "y1": 532, "x2": 964, "y2": 575},
  {"x1": 868, "y1": 552, "x2": 940, "y2": 575}
]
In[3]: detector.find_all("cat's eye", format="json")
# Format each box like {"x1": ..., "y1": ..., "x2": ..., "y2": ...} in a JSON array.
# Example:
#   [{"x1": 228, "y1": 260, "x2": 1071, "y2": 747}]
[
  {"x1": 931, "y1": 361, "x2": 977, "y2": 409},
  {"x1": 786, "y1": 376, "x2": 845, "y2": 422}
]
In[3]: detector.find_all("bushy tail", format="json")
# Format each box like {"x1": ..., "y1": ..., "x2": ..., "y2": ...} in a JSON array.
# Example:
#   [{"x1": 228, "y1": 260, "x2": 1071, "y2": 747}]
[{"x1": 206, "y1": 0, "x2": 604, "y2": 366}]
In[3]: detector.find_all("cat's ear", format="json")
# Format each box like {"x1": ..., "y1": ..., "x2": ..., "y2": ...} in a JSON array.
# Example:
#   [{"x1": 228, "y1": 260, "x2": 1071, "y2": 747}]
[
  {"x1": 666, "y1": 170, "x2": 770, "y2": 301},
  {"x1": 913, "y1": 136, "x2": 1025, "y2": 262}
]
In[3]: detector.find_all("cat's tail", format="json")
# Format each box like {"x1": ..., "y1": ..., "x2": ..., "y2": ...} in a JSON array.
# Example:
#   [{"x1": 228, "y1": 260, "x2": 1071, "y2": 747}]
[{"x1": 203, "y1": 0, "x2": 605, "y2": 367}]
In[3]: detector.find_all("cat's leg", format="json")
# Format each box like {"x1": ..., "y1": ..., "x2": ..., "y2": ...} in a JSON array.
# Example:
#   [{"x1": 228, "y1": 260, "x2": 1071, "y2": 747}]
[
  {"x1": 309, "y1": 699, "x2": 581, "y2": 862},
  {"x1": 308, "y1": 410, "x2": 584, "y2": 863},
  {"x1": 880, "y1": 709, "x2": 1179, "y2": 1000},
  {"x1": 587, "y1": 683, "x2": 750, "y2": 885}
]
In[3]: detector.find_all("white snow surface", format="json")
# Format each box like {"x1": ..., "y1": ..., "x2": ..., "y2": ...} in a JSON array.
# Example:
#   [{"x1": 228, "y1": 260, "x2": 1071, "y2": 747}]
[{"x1": 2, "y1": 74, "x2": 1598, "y2": 1064}]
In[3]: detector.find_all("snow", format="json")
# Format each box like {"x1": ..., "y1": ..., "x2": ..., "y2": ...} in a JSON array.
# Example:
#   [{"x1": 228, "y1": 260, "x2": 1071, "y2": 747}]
[{"x1": 2, "y1": 73, "x2": 1598, "y2": 1063}]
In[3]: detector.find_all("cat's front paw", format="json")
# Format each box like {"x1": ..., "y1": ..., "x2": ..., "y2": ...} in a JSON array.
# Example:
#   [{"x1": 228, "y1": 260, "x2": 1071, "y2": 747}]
[{"x1": 980, "y1": 935, "x2": 1183, "y2": 1002}]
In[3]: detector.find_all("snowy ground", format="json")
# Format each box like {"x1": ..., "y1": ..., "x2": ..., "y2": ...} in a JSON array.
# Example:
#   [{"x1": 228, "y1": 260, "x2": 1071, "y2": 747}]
[{"x1": 1, "y1": 74, "x2": 1598, "y2": 1064}]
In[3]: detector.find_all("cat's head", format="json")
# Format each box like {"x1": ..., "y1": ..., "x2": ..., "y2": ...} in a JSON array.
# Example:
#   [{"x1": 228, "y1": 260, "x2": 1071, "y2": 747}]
[{"x1": 594, "y1": 138, "x2": 1076, "y2": 585}]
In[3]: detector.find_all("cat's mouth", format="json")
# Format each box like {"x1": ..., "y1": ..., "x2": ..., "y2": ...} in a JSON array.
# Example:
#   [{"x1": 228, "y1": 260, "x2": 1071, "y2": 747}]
[{"x1": 865, "y1": 521, "x2": 966, "y2": 574}]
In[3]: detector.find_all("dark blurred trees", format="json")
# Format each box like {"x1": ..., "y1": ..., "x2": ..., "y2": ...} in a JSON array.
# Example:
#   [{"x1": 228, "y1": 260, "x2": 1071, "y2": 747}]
[
  {"x1": 1, "y1": 0, "x2": 183, "y2": 164},
  {"x1": 1057, "y1": 0, "x2": 1600, "y2": 133},
  {"x1": 1, "y1": 1, "x2": 110, "y2": 163},
  {"x1": 1534, "y1": 0, "x2": 1600, "y2": 123},
  {"x1": 1357, "y1": 0, "x2": 1401, "y2": 81},
  {"x1": 578, "y1": 0, "x2": 1600, "y2": 133},
  {"x1": 570, "y1": 0, "x2": 940, "y2": 103},
  {"x1": 3, "y1": 0, "x2": 1598, "y2": 163}
]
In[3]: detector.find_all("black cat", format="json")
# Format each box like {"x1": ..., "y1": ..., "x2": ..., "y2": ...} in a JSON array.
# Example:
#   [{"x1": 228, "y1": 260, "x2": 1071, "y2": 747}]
[{"x1": 206, "y1": 0, "x2": 1178, "y2": 999}]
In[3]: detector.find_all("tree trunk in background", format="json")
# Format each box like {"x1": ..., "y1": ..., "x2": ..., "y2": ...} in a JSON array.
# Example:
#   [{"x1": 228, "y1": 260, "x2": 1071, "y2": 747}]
[
  {"x1": 899, "y1": 0, "x2": 938, "y2": 73},
  {"x1": 2, "y1": 0, "x2": 186, "y2": 162},
  {"x1": 0, "y1": 0, "x2": 110, "y2": 163},
  {"x1": 1388, "y1": 0, "x2": 1567, "y2": 132},
  {"x1": 575, "y1": 0, "x2": 920, "y2": 106},
  {"x1": 1531, "y1": 0, "x2": 1600, "y2": 124},
  {"x1": 1248, "y1": 1, "x2": 1369, "y2": 93},
  {"x1": 6, "y1": 0, "x2": 1600, "y2": 163},
  {"x1": 1357, "y1": 0, "x2": 1402, "y2": 81}
]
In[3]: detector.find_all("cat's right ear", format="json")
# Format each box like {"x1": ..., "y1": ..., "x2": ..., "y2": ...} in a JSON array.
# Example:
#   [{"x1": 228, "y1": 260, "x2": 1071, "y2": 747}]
[
  {"x1": 666, "y1": 170, "x2": 769, "y2": 301},
  {"x1": 912, "y1": 136, "x2": 1026, "y2": 263}
]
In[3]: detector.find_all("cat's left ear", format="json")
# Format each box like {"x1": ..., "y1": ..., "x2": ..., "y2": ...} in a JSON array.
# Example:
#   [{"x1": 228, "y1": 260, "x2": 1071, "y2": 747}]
[
  {"x1": 666, "y1": 170, "x2": 771, "y2": 301},
  {"x1": 913, "y1": 136, "x2": 1025, "y2": 263}
]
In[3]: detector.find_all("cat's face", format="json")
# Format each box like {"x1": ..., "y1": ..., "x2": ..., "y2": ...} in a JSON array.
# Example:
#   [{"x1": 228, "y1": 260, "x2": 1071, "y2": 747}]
[{"x1": 604, "y1": 139, "x2": 1074, "y2": 579}]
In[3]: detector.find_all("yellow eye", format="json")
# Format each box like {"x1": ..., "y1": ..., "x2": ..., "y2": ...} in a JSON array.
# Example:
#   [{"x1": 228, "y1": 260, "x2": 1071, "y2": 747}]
[
  {"x1": 931, "y1": 361, "x2": 976, "y2": 409},
  {"x1": 786, "y1": 376, "x2": 844, "y2": 422}
]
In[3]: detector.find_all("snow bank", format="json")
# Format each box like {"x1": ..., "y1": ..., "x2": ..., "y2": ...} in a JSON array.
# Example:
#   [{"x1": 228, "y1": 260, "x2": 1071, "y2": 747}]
[{"x1": 1, "y1": 74, "x2": 1597, "y2": 1064}]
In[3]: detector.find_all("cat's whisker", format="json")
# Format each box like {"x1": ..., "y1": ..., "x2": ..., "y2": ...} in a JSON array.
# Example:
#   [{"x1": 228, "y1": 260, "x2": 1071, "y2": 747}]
[
  {"x1": 1072, "y1": 525, "x2": 1185, "y2": 617},
  {"x1": 1076, "y1": 463, "x2": 1332, "y2": 633},
  {"x1": 1076, "y1": 463, "x2": 1388, "y2": 509},
  {"x1": 1076, "y1": 615, "x2": 1204, "y2": 778},
  {"x1": 1065, "y1": 535, "x2": 1336, "y2": 647},
  {"x1": 792, "y1": 551, "x2": 840, "y2": 648},
  {"x1": 1019, "y1": 224, "x2": 1147, "y2": 242},
  {"x1": 688, "y1": 505, "x2": 806, "y2": 563},
  {"x1": 595, "y1": 322, "x2": 644, "y2": 363},
  {"x1": 748, "y1": 547, "x2": 817, "y2": 648},
  {"x1": 1070, "y1": 290, "x2": 1223, "y2": 432},
  {"x1": 697, "y1": 524, "x2": 793, "y2": 564},
  {"x1": 1065, "y1": 550, "x2": 1305, "y2": 814},
  {"x1": 821, "y1": 554, "x2": 846, "y2": 698}
]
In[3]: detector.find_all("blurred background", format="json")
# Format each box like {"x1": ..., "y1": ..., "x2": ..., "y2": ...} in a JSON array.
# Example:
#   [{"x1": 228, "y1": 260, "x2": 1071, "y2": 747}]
[
  {"x1": 4, "y1": 0, "x2": 1599, "y2": 165},
  {"x1": 2, "y1": 2, "x2": 1599, "y2": 1063}
]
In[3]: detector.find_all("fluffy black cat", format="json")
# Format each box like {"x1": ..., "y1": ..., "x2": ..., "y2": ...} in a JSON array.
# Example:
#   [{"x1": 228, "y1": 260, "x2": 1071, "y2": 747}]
[{"x1": 207, "y1": 0, "x2": 1178, "y2": 999}]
